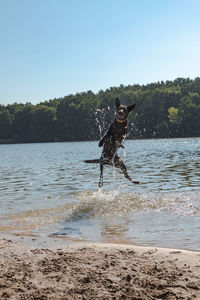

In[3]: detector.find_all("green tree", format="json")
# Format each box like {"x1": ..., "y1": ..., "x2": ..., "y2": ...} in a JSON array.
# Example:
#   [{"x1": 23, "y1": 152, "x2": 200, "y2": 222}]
[
  {"x1": 31, "y1": 105, "x2": 57, "y2": 142},
  {"x1": 0, "y1": 110, "x2": 12, "y2": 139},
  {"x1": 1, "y1": 77, "x2": 200, "y2": 143},
  {"x1": 12, "y1": 104, "x2": 33, "y2": 142},
  {"x1": 177, "y1": 94, "x2": 200, "y2": 137},
  {"x1": 168, "y1": 107, "x2": 180, "y2": 124}
]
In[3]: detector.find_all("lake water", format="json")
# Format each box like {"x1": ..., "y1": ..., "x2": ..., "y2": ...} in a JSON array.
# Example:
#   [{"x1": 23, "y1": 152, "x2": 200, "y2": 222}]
[{"x1": 0, "y1": 138, "x2": 199, "y2": 250}]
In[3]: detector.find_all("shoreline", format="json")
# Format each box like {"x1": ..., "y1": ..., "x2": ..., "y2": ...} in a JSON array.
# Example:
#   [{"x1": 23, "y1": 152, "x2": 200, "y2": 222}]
[
  {"x1": 1, "y1": 136, "x2": 200, "y2": 144},
  {"x1": 0, "y1": 238, "x2": 200, "y2": 299}
]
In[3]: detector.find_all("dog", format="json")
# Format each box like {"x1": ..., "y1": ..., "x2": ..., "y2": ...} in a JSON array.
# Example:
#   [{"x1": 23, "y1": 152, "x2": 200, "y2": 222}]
[{"x1": 85, "y1": 97, "x2": 139, "y2": 187}]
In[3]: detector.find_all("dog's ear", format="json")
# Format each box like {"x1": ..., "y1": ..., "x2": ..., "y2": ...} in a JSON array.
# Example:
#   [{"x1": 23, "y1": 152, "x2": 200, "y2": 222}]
[
  {"x1": 116, "y1": 97, "x2": 120, "y2": 108},
  {"x1": 127, "y1": 103, "x2": 136, "y2": 112}
]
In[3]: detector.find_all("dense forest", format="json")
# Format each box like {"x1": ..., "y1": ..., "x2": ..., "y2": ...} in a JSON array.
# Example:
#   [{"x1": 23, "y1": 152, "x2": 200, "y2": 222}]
[{"x1": 1, "y1": 77, "x2": 200, "y2": 144}]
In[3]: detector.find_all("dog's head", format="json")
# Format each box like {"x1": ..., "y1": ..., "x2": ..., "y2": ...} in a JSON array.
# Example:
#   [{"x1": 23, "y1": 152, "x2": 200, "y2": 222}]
[{"x1": 115, "y1": 97, "x2": 136, "y2": 122}]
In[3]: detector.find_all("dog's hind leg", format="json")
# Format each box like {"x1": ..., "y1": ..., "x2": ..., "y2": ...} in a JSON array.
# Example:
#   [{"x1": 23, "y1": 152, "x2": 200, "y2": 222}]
[
  {"x1": 99, "y1": 157, "x2": 104, "y2": 187},
  {"x1": 114, "y1": 154, "x2": 139, "y2": 184},
  {"x1": 99, "y1": 163, "x2": 104, "y2": 187}
]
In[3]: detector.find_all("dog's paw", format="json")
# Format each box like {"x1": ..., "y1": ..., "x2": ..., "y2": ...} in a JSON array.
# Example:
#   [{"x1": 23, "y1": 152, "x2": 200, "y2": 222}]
[
  {"x1": 132, "y1": 180, "x2": 139, "y2": 184},
  {"x1": 99, "y1": 181, "x2": 103, "y2": 188},
  {"x1": 99, "y1": 176, "x2": 103, "y2": 187}
]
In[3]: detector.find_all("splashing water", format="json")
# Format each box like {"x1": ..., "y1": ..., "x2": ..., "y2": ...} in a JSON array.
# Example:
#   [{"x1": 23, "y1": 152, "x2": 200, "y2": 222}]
[{"x1": 94, "y1": 106, "x2": 111, "y2": 139}]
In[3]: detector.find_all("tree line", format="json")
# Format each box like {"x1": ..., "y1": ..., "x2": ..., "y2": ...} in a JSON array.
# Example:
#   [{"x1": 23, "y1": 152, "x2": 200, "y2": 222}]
[{"x1": 1, "y1": 77, "x2": 200, "y2": 144}]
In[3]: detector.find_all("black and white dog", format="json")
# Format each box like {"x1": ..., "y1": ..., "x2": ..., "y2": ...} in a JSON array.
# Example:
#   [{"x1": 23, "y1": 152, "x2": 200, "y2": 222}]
[{"x1": 85, "y1": 97, "x2": 139, "y2": 187}]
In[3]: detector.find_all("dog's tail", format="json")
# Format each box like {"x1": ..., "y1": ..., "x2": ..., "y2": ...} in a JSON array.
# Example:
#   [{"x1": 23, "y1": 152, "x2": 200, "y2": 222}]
[{"x1": 84, "y1": 159, "x2": 99, "y2": 163}]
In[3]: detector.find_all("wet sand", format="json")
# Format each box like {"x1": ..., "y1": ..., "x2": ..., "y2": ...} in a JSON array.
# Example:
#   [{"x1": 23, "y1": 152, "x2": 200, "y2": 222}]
[{"x1": 0, "y1": 238, "x2": 200, "y2": 299}]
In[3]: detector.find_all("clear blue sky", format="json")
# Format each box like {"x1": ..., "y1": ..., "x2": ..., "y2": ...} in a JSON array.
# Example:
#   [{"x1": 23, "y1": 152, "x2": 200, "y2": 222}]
[{"x1": 0, "y1": 0, "x2": 200, "y2": 105}]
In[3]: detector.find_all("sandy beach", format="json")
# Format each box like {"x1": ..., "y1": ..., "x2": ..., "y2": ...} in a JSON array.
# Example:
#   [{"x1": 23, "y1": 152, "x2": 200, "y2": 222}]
[{"x1": 0, "y1": 239, "x2": 199, "y2": 299}]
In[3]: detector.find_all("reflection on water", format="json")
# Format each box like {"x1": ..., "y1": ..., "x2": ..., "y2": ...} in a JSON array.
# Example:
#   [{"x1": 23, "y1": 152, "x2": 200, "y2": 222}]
[{"x1": 0, "y1": 138, "x2": 200, "y2": 250}]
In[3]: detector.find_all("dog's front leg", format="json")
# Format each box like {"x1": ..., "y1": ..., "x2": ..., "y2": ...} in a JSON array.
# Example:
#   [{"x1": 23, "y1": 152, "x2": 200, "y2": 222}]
[{"x1": 99, "y1": 124, "x2": 113, "y2": 147}]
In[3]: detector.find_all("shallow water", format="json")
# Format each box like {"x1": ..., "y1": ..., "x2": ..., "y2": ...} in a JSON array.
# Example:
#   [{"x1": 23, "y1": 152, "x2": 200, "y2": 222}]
[{"x1": 0, "y1": 138, "x2": 199, "y2": 250}]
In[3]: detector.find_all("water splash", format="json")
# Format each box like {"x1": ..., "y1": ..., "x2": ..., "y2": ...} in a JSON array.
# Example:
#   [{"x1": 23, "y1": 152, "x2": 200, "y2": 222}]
[
  {"x1": 94, "y1": 107, "x2": 111, "y2": 138},
  {"x1": 123, "y1": 147, "x2": 126, "y2": 159},
  {"x1": 69, "y1": 189, "x2": 200, "y2": 218}
]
